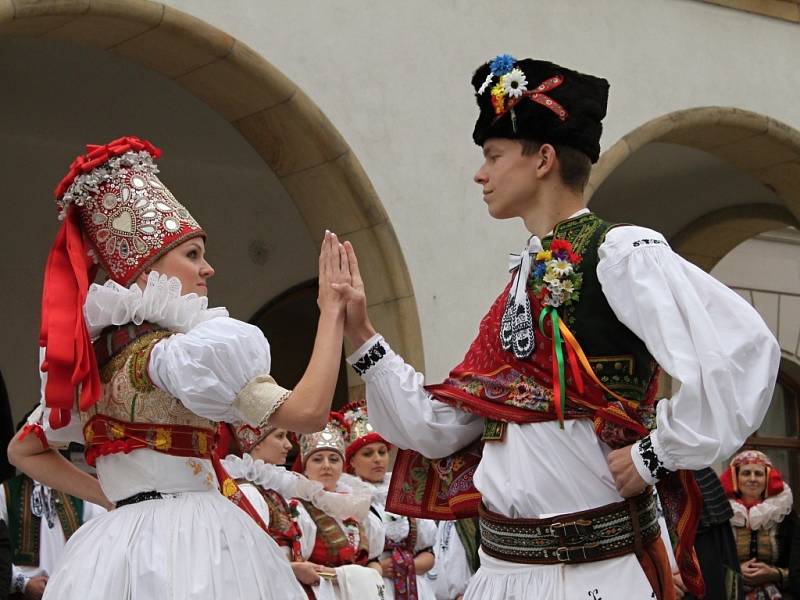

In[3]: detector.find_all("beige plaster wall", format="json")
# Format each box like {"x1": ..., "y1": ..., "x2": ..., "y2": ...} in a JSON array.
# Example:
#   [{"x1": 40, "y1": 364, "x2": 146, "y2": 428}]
[{"x1": 156, "y1": 0, "x2": 800, "y2": 381}]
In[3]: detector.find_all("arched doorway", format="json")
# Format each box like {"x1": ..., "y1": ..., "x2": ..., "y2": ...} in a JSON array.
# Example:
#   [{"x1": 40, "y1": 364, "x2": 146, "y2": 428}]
[
  {"x1": 589, "y1": 107, "x2": 800, "y2": 270},
  {"x1": 0, "y1": 0, "x2": 422, "y2": 421}
]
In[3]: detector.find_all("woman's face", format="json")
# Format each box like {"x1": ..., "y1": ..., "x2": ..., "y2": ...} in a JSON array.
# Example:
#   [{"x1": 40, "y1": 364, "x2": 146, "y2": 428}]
[
  {"x1": 350, "y1": 442, "x2": 390, "y2": 483},
  {"x1": 250, "y1": 429, "x2": 292, "y2": 465},
  {"x1": 144, "y1": 237, "x2": 214, "y2": 296},
  {"x1": 304, "y1": 450, "x2": 343, "y2": 492},
  {"x1": 738, "y1": 463, "x2": 767, "y2": 502}
]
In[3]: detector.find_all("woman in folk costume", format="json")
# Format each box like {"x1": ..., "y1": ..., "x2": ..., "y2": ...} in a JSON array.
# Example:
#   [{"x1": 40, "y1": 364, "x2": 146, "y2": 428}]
[
  {"x1": 292, "y1": 414, "x2": 386, "y2": 600},
  {"x1": 7, "y1": 136, "x2": 356, "y2": 600},
  {"x1": 342, "y1": 401, "x2": 438, "y2": 600},
  {"x1": 220, "y1": 422, "x2": 321, "y2": 591},
  {"x1": 720, "y1": 451, "x2": 800, "y2": 600}
]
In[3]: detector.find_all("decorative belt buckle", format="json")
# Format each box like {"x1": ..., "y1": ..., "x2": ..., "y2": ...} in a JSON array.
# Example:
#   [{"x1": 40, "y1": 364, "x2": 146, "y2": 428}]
[
  {"x1": 550, "y1": 518, "x2": 593, "y2": 539},
  {"x1": 555, "y1": 546, "x2": 571, "y2": 562},
  {"x1": 556, "y1": 542, "x2": 600, "y2": 562}
]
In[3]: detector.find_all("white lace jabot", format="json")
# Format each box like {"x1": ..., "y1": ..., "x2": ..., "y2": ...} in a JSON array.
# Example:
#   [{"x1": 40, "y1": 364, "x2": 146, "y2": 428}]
[
  {"x1": 730, "y1": 484, "x2": 794, "y2": 530},
  {"x1": 83, "y1": 271, "x2": 228, "y2": 337}
]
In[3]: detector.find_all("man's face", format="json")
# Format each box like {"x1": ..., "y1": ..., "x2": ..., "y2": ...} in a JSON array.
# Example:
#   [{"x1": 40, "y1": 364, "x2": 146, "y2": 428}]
[{"x1": 474, "y1": 138, "x2": 540, "y2": 220}]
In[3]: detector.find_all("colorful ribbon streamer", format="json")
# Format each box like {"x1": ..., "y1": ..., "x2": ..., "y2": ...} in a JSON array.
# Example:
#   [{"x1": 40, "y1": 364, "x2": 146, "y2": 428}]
[{"x1": 539, "y1": 305, "x2": 647, "y2": 434}]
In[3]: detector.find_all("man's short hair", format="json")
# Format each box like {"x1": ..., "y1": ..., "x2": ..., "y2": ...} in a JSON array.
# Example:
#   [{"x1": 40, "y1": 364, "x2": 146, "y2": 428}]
[{"x1": 519, "y1": 139, "x2": 592, "y2": 192}]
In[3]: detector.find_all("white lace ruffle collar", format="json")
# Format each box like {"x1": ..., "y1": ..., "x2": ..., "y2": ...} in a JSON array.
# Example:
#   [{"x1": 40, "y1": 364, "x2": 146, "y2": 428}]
[
  {"x1": 221, "y1": 453, "x2": 307, "y2": 500},
  {"x1": 346, "y1": 472, "x2": 391, "y2": 506},
  {"x1": 84, "y1": 271, "x2": 228, "y2": 338},
  {"x1": 730, "y1": 483, "x2": 794, "y2": 530}
]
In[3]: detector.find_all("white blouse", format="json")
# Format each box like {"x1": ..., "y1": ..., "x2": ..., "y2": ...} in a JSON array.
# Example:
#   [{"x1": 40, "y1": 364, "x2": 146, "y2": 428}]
[
  {"x1": 348, "y1": 216, "x2": 780, "y2": 519},
  {"x1": 34, "y1": 271, "x2": 287, "y2": 446}
]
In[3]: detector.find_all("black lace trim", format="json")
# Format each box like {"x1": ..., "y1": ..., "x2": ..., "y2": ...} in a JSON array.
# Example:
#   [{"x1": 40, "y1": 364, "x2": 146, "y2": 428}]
[
  {"x1": 352, "y1": 340, "x2": 387, "y2": 376},
  {"x1": 638, "y1": 435, "x2": 670, "y2": 482}
]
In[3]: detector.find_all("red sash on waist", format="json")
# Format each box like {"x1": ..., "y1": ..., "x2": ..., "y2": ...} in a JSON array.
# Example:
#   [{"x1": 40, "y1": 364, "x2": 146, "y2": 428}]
[{"x1": 83, "y1": 414, "x2": 215, "y2": 467}]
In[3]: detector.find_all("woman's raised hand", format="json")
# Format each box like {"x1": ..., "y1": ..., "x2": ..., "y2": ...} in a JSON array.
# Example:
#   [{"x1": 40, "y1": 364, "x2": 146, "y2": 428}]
[{"x1": 318, "y1": 231, "x2": 375, "y2": 345}]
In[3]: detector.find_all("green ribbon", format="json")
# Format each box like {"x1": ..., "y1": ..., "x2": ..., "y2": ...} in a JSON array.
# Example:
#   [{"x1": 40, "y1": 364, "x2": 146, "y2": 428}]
[{"x1": 539, "y1": 306, "x2": 566, "y2": 429}]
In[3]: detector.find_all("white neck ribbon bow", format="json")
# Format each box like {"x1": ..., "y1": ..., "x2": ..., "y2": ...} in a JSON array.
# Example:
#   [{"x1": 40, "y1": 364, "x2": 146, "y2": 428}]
[{"x1": 500, "y1": 236, "x2": 543, "y2": 359}]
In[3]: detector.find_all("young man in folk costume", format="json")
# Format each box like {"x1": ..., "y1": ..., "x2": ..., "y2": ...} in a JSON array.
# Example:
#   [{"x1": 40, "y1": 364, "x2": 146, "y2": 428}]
[{"x1": 339, "y1": 55, "x2": 780, "y2": 599}]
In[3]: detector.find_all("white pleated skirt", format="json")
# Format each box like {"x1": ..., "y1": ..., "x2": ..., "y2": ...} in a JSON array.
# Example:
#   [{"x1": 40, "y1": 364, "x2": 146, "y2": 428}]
[{"x1": 43, "y1": 450, "x2": 306, "y2": 600}]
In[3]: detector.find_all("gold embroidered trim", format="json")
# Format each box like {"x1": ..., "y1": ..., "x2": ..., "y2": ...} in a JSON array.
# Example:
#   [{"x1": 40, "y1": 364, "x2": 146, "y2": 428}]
[
  {"x1": 587, "y1": 355, "x2": 635, "y2": 377},
  {"x1": 100, "y1": 330, "x2": 172, "y2": 384}
]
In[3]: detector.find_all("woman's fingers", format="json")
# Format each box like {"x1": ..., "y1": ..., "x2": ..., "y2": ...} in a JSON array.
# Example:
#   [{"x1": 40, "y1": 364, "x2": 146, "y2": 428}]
[{"x1": 319, "y1": 230, "x2": 332, "y2": 279}]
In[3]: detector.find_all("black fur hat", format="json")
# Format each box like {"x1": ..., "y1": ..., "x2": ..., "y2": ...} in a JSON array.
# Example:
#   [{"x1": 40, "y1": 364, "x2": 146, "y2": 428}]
[{"x1": 471, "y1": 55, "x2": 609, "y2": 163}]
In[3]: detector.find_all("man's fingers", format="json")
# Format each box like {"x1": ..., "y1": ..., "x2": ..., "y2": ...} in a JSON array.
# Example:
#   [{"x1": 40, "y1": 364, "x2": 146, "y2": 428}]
[{"x1": 344, "y1": 241, "x2": 363, "y2": 286}]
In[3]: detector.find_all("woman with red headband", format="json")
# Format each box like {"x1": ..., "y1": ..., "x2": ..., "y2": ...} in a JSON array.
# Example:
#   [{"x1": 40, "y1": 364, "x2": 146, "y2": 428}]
[
  {"x1": 342, "y1": 401, "x2": 438, "y2": 600},
  {"x1": 7, "y1": 136, "x2": 355, "y2": 599},
  {"x1": 721, "y1": 450, "x2": 800, "y2": 599}
]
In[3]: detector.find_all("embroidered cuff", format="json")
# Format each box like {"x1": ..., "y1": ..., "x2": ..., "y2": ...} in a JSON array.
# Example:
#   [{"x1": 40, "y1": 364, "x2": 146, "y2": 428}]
[
  {"x1": 11, "y1": 572, "x2": 29, "y2": 594},
  {"x1": 630, "y1": 441, "x2": 656, "y2": 486},
  {"x1": 233, "y1": 374, "x2": 292, "y2": 426},
  {"x1": 635, "y1": 435, "x2": 671, "y2": 483},
  {"x1": 346, "y1": 334, "x2": 389, "y2": 377},
  {"x1": 632, "y1": 435, "x2": 671, "y2": 484}
]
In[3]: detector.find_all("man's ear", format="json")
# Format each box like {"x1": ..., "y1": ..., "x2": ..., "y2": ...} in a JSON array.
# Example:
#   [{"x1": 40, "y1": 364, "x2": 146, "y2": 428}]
[{"x1": 537, "y1": 144, "x2": 558, "y2": 176}]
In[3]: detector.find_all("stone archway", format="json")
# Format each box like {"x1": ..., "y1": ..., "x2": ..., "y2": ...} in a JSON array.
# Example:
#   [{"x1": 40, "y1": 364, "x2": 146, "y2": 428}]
[
  {"x1": 588, "y1": 107, "x2": 800, "y2": 270},
  {"x1": 0, "y1": 0, "x2": 423, "y2": 399}
]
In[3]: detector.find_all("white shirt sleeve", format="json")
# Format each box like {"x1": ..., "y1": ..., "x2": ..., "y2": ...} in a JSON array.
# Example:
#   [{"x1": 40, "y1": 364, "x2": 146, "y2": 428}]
[
  {"x1": 365, "y1": 509, "x2": 386, "y2": 560},
  {"x1": 597, "y1": 226, "x2": 780, "y2": 476},
  {"x1": 414, "y1": 518, "x2": 438, "y2": 552},
  {"x1": 346, "y1": 335, "x2": 485, "y2": 459},
  {"x1": 148, "y1": 317, "x2": 289, "y2": 425}
]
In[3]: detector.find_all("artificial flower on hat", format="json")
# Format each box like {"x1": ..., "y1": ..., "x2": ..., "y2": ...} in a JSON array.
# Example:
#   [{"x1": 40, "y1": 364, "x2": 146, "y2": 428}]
[{"x1": 471, "y1": 54, "x2": 609, "y2": 163}]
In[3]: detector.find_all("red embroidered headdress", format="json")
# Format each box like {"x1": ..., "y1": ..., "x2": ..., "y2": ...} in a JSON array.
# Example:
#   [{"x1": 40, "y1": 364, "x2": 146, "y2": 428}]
[
  {"x1": 41, "y1": 136, "x2": 204, "y2": 429},
  {"x1": 232, "y1": 421, "x2": 277, "y2": 454},
  {"x1": 341, "y1": 400, "x2": 389, "y2": 465},
  {"x1": 720, "y1": 450, "x2": 785, "y2": 499}
]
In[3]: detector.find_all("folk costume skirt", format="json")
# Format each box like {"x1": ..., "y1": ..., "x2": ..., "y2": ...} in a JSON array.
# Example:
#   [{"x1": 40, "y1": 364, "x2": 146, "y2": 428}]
[{"x1": 42, "y1": 450, "x2": 306, "y2": 600}]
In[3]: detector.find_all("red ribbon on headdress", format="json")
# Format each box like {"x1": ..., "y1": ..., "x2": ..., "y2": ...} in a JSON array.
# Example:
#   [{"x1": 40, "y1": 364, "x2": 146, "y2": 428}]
[
  {"x1": 53, "y1": 136, "x2": 161, "y2": 201},
  {"x1": 39, "y1": 207, "x2": 99, "y2": 428},
  {"x1": 492, "y1": 75, "x2": 569, "y2": 125}
]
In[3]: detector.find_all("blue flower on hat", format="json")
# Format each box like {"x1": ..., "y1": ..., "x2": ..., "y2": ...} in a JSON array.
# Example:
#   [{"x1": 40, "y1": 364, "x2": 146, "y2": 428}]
[{"x1": 489, "y1": 54, "x2": 516, "y2": 77}]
